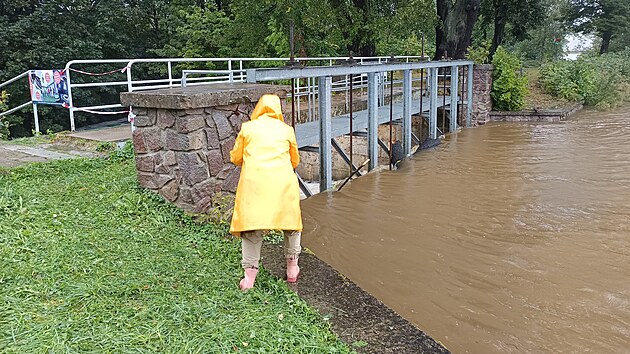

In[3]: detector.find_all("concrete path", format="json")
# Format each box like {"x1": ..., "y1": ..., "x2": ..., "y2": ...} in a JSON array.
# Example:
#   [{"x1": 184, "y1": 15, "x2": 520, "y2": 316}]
[
  {"x1": 67, "y1": 124, "x2": 131, "y2": 142},
  {"x1": 0, "y1": 144, "x2": 77, "y2": 168}
]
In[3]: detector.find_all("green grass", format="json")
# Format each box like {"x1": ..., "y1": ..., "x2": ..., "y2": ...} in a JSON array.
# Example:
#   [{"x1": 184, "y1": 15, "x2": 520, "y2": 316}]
[{"x1": 0, "y1": 157, "x2": 352, "y2": 353}]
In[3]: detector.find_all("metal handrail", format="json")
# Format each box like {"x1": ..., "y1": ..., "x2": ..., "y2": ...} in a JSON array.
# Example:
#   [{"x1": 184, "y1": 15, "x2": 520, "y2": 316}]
[{"x1": 1, "y1": 55, "x2": 431, "y2": 134}]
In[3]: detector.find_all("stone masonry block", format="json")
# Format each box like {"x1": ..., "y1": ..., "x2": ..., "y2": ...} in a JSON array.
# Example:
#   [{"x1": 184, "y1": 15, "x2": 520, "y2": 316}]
[
  {"x1": 157, "y1": 110, "x2": 177, "y2": 128},
  {"x1": 144, "y1": 127, "x2": 162, "y2": 152},
  {"x1": 165, "y1": 129, "x2": 204, "y2": 151},
  {"x1": 220, "y1": 137, "x2": 235, "y2": 163},
  {"x1": 160, "y1": 179, "x2": 179, "y2": 202},
  {"x1": 175, "y1": 114, "x2": 205, "y2": 133},
  {"x1": 212, "y1": 109, "x2": 233, "y2": 140},
  {"x1": 134, "y1": 112, "x2": 156, "y2": 127},
  {"x1": 132, "y1": 129, "x2": 148, "y2": 154},
  {"x1": 135, "y1": 155, "x2": 154, "y2": 172},
  {"x1": 205, "y1": 149, "x2": 224, "y2": 176}
]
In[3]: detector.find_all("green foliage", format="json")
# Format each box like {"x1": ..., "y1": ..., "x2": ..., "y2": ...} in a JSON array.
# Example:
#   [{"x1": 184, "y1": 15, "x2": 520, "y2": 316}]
[
  {"x1": 539, "y1": 49, "x2": 630, "y2": 108},
  {"x1": 0, "y1": 90, "x2": 9, "y2": 140},
  {"x1": 491, "y1": 47, "x2": 528, "y2": 111},
  {"x1": 564, "y1": 0, "x2": 630, "y2": 53},
  {"x1": 0, "y1": 157, "x2": 352, "y2": 353},
  {"x1": 466, "y1": 40, "x2": 491, "y2": 64},
  {"x1": 108, "y1": 141, "x2": 135, "y2": 163}
]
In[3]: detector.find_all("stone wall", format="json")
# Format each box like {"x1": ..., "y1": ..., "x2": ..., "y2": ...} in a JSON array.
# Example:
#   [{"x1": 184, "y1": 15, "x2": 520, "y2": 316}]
[
  {"x1": 121, "y1": 83, "x2": 287, "y2": 213},
  {"x1": 472, "y1": 64, "x2": 493, "y2": 126},
  {"x1": 489, "y1": 103, "x2": 583, "y2": 123}
]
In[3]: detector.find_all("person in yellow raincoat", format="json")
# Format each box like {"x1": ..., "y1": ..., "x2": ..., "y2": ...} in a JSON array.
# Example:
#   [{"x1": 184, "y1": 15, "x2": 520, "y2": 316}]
[{"x1": 229, "y1": 94, "x2": 302, "y2": 291}]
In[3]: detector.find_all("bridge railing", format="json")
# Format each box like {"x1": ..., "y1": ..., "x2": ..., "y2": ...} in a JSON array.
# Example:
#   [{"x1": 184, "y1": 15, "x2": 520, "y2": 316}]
[{"x1": 1, "y1": 55, "x2": 430, "y2": 134}]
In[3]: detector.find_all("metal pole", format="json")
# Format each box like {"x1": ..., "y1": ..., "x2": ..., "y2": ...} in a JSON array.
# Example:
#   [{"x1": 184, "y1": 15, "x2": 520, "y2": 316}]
[
  {"x1": 389, "y1": 70, "x2": 394, "y2": 170},
  {"x1": 291, "y1": 78, "x2": 295, "y2": 128},
  {"x1": 66, "y1": 68, "x2": 76, "y2": 131},
  {"x1": 450, "y1": 65, "x2": 459, "y2": 132},
  {"x1": 402, "y1": 69, "x2": 412, "y2": 155},
  {"x1": 33, "y1": 103, "x2": 39, "y2": 134},
  {"x1": 349, "y1": 73, "x2": 354, "y2": 172},
  {"x1": 442, "y1": 68, "x2": 447, "y2": 133},
  {"x1": 467, "y1": 63, "x2": 474, "y2": 127},
  {"x1": 429, "y1": 67, "x2": 438, "y2": 139},
  {"x1": 167, "y1": 61, "x2": 173, "y2": 87},
  {"x1": 319, "y1": 76, "x2": 333, "y2": 191},
  {"x1": 367, "y1": 72, "x2": 379, "y2": 171},
  {"x1": 228, "y1": 60, "x2": 233, "y2": 82}
]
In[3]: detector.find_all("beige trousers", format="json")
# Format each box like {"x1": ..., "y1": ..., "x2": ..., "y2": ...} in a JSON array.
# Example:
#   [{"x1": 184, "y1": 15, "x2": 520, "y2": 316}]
[{"x1": 241, "y1": 230, "x2": 302, "y2": 269}]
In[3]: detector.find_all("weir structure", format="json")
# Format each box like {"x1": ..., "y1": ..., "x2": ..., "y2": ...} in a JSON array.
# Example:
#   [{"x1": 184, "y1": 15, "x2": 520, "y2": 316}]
[
  {"x1": 119, "y1": 58, "x2": 475, "y2": 210},
  {"x1": 246, "y1": 59, "x2": 474, "y2": 195}
]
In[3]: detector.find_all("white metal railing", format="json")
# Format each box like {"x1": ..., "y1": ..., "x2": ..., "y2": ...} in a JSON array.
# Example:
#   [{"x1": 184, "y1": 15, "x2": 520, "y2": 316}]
[{"x1": 1, "y1": 55, "x2": 437, "y2": 133}]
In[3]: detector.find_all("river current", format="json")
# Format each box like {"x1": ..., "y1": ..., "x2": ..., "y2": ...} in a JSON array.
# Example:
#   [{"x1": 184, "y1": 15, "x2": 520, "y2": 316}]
[{"x1": 302, "y1": 106, "x2": 630, "y2": 353}]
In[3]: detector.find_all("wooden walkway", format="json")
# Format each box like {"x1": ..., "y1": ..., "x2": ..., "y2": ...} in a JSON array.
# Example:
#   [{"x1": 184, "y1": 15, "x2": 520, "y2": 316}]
[{"x1": 294, "y1": 96, "x2": 451, "y2": 148}]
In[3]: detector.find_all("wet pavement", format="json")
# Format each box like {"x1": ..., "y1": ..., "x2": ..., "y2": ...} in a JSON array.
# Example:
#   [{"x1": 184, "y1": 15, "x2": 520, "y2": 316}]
[{"x1": 0, "y1": 144, "x2": 78, "y2": 167}]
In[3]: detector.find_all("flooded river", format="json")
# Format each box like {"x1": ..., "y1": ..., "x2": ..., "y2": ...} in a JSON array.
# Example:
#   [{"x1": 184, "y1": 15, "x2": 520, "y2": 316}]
[{"x1": 302, "y1": 107, "x2": 630, "y2": 353}]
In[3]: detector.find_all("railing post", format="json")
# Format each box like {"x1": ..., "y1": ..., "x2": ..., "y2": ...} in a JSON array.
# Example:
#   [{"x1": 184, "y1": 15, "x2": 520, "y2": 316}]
[
  {"x1": 167, "y1": 61, "x2": 173, "y2": 87},
  {"x1": 429, "y1": 67, "x2": 438, "y2": 139},
  {"x1": 402, "y1": 69, "x2": 412, "y2": 155},
  {"x1": 240, "y1": 61, "x2": 244, "y2": 82},
  {"x1": 32, "y1": 103, "x2": 40, "y2": 134},
  {"x1": 367, "y1": 72, "x2": 379, "y2": 171},
  {"x1": 450, "y1": 65, "x2": 459, "y2": 132},
  {"x1": 126, "y1": 62, "x2": 133, "y2": 93},
  {"x1": 319, "y1": 76, "x2": 333, "y2": 192},
  {"x1": 228, "y1": 60, "x2": 233, "y2": 82},
  {"x1": 65, "y1": 67, "x2": 76, "y2": 132},
  {"x1": 467, "y1": 63, "x2": 474, "y2": 127}
]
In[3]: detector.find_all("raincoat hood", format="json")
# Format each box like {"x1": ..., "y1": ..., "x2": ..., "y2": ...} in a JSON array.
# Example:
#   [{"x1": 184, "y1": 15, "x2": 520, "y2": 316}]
[{"x1": 250, "y1": 94, "x2": 284, "y2": 122}]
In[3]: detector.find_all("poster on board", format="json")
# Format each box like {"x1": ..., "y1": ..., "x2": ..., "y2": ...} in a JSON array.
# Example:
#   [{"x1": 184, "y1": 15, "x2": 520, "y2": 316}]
[{"x1": 28, "y1": 69, "x2": 70, "y2": 107}]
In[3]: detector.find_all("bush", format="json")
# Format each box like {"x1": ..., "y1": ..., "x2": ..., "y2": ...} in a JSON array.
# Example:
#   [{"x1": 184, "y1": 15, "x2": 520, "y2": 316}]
[
  {"x1": 491, "y1": 47, "x2": 528, "y2": 111},
  {"x1": 539, "y1": 49, "x2": 630, "y2": 109},
  {"x1": 466, "y1": 40, "x2": 491, "y2": 64},
  {"x1": 0, "y1": 91, "x2": 10, "y2": 140}
]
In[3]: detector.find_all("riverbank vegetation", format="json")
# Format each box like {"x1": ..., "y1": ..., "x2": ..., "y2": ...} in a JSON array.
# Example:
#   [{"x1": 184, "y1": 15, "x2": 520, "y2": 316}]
[
  {"x1": 539, "y1": 49, "x2": 630, "y2": 109},
  {"x1": 0, "y1": 153, "x2": 352, "y2": 353}
]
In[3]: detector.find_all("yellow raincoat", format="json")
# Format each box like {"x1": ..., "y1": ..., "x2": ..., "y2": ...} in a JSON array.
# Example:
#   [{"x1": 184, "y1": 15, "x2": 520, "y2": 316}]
[{"x1": 229, "y1": 94, "x2": 302, "y2": 236}]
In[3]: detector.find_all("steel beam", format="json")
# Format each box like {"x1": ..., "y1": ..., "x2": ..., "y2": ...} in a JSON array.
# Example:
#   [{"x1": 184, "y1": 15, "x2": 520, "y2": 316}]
[
  {"x1": 367, "y1": 72, "x2": 379, "y2": 171},
  {"x1": 467, "y1": 64, "x2": 474, "y2": 127},
  {"x1": 450, "y1": 65, "x2": 459, "y2": 132},
  {"x1": 247, "y1": 60, "x2": 474, "y2": 82},
  {"x1": 429, "y1": 67, "x2": 438, "y2": 139},
  {"x1": 331, "y1": 138, "x2": 363, "y2": 177},
  {"x1": 318, "y1": 76, "x2": 333, "y2": 191},
  {"x1": 402, "y1": 69, "x2": 412, "y2": 156},
  {"x1": 296, "y1": 172, "x2": 312, "y2": 198}
]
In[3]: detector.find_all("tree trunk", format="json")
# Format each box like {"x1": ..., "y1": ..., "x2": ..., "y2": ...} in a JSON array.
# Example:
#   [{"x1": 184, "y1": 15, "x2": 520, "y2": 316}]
[
  {"x1": 435, "y1": 0, "x2": 481, "y2": 60},
  {"x1": 490, "y1": 0, "x2": 507, "y2": 59},
  {"x1": 600, "y1": 30, "x2": 612, "y2": 54}
]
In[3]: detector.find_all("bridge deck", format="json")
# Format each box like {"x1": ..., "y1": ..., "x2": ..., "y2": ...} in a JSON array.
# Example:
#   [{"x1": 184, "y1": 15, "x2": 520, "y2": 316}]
[{"x1": 295, "y1": 96, "x2": 451, "y2": 148}]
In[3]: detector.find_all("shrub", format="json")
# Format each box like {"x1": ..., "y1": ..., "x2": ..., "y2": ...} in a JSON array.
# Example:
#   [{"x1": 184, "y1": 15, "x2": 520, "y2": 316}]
[
  {"x1": 491, "y1": 47, "x2": 528, "y2": 111},
  {"x1": 466, "y1": 40, "x2": 491, "y2": 64},
  {"x1": 0, "y1": 91, "x2": 9, "y2": 140},
  {"x1": 539, "y1": 49, "x2": 630, "y2": 109}
]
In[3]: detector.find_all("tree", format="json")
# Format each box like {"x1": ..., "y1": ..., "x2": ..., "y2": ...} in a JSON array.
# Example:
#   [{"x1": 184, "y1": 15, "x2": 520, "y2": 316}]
[
  {"x1": 478, "y1": 0, "x2": 545, "y2": 58},
  {"x1": 435, "y1": 0, "x2": 481, "y2": 59},
  {"x1": 565, "y1": 0, "x2": 630, "y2": 54}
]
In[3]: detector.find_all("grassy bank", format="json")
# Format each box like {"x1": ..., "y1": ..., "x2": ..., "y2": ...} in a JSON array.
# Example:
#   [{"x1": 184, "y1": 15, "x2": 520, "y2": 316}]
[{"x1": 0, "y1": 156, "x2": 351, "y2": 353}]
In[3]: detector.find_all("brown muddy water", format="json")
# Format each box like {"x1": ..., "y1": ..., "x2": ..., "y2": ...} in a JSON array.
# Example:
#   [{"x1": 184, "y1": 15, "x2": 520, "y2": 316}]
[{"x1": 301, "y1": 106, "x2": 630, "y2": 353}]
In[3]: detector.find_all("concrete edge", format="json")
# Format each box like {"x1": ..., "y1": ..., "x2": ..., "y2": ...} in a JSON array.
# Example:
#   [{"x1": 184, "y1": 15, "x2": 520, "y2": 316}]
[
  {"x1": 120, "y1": 83, "x2": 289, "y2": 110},
  {"x1": 261, "y1": 243, "x2": 450, "y2": 354},
  {"x1": 489, "y1": 103, "x2": 584, "y2": 122}
]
